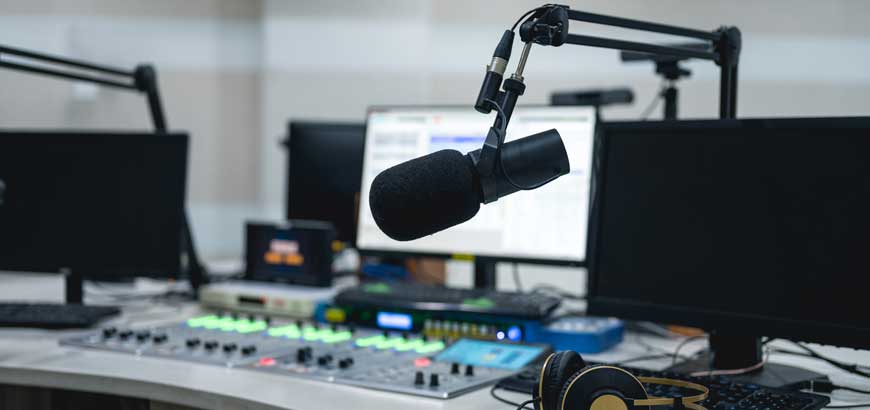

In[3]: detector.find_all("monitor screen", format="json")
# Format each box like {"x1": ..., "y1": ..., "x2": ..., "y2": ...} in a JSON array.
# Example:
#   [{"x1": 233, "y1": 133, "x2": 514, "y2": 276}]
[
  {"x1": 0, "y1": 131, "x2": 188, "y2": 279},
  {"x1": 357, "y1": 106, "x2": 597, "y2": 263},
  {"x1": 286, "y1": 121, "x2": 365, "y2": 245},
  {"x1": 588, "y1": 118, "x2": 870, "y2": 348}
]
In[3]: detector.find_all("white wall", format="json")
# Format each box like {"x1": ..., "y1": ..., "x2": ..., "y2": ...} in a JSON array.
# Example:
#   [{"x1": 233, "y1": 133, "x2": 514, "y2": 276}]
[{"x1": 2, "y1": 1, "x2": 869, "y2": 290}]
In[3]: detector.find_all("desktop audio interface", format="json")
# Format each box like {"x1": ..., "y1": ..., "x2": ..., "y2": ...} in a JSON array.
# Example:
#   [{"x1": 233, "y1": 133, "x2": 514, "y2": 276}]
[{"x1": 61, "y1": 314, "x2": 546, "y2": 398}]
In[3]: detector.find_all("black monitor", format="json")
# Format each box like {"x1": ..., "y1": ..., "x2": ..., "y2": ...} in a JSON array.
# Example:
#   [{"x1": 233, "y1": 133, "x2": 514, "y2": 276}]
[
  {"x1": 0, "y1": 131, "x2": 188, "y2": 282},
  {"x1": 285, "y1": 121, "x2": 365, "y2": 245},
  {"x1": 588, "y1": 117, "x2": 870, "y2": 386}
]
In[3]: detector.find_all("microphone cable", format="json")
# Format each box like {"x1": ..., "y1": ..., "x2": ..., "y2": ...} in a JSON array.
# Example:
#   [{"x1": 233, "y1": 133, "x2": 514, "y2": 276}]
[{"x1": 484, "y1": 98, "x2": 564, "y2": 191}]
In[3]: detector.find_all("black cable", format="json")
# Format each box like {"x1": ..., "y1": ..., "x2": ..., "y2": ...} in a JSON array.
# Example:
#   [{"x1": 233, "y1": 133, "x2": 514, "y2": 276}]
[
  {"x1": 782, "y1": 341, "x2": 870, "y2": 378},
  {"x1": 511, "y1": 7, "x2": 543, "y2": 32},
  {"x1": 639, "y1": 80, "x2": 667, "y2": 120},
  {"x1": 839, "y1": 386, "x2": 870, "y2": 395},
  {"x1": 516, "y1": 399, "x2": 538, "y2": 410},
  {"x1": 512, "y1": 263, "x2": 523, "y2": 292},
  {"x1": 491, "y1": 385, "x2": 535, "y2": 410},
  {"x1": 484, "y1": 98, "x2": 561, "y2": 191},
  {"x1": 826, "y1": 404, "x2": 870, "y2": 409}
]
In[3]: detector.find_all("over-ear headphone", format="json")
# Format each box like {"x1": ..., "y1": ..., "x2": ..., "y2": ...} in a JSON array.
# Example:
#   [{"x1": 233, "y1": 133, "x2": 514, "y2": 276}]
[{"x1": 533, "y1": 351, "x2": 709, "y2": 410}]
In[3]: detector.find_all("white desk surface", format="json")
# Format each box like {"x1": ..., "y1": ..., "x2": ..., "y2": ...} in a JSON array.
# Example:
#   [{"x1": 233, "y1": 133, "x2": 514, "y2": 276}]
[{"x1": 1, "y1": 272, "x2": 868, "y2": 410}]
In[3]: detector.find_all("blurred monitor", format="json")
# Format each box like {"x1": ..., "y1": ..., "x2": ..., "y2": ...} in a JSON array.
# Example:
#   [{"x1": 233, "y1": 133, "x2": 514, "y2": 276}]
[
  {"x1": 357, "y1": 106, "x2": 597, "y2": 265},
  {"x1": 589, "y1": 117, "x2": 870, "y2": 354},
  {"x1": 0, "y1": 131, "x2": 188, "y2": 279},
  {"x1": 285, "y1": 121, "x2": 365, "y2": 245}
]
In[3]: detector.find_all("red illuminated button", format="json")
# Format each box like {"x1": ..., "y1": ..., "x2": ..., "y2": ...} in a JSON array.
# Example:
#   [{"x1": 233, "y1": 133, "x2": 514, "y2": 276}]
[
  {"x1": 258, "y1": 357, "x2": 277, "y2": 367},
  {"x1": 414, "y1": 357, "x2": 432, "y2": 368}
]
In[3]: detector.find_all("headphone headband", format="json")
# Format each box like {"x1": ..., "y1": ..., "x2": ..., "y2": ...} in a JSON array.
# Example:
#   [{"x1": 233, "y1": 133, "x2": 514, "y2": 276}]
[{"x1": 634, "y1": 376, "x2": 709, "y2": 407}]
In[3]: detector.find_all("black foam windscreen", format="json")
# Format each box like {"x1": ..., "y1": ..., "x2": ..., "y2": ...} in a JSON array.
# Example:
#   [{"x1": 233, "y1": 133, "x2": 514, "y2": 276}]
[{"x1": 369, "y1": 149, "x2": 482, "y2": 241}]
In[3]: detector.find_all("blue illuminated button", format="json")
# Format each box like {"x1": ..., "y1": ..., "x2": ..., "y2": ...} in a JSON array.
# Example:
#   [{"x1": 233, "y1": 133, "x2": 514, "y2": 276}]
[{"x1": 507, "y1": 326, "x2": 522, "y2": 341}]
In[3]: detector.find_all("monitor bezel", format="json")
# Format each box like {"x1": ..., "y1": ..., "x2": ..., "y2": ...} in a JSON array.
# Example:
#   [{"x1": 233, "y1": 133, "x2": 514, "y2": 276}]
[
  {"x1": 355, "y1": 104, "x2": 599, "y2": 267},
  {"x1": 586, "y1": 117, "x2": 870, "y2": 349}
]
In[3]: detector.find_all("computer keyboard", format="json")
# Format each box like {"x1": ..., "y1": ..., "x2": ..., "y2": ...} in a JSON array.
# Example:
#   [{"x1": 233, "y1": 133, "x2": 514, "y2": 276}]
[
  {"x1": 334, "y1": 282, "x2": 561, "y2": 319},
  {"x1": 0, "y1": 303, "x2": 120, "y2": 329},
  {"x1": 499, "y1": 362, "x2": 830, "y2": 410}
]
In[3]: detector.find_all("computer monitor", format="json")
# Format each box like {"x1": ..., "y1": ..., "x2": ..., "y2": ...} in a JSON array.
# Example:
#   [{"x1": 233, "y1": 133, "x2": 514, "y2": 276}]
[
  {"x1": 357, "y1": 106, "x2": 597, "y2": 265},
  {"x1": 285, "y1": 121, "x2": 366, "y2": 245},
  {"x1": 0, "y1": 131, "x2": 188, "y2": 280},
  {"x1": 588, "y1": 117, "x2": 870, "y2": 385}
]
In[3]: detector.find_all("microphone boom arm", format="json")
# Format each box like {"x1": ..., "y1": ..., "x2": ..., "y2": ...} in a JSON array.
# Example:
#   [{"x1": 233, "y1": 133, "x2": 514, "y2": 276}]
[{"x1": 476, "y1": 4, "x2": 741, "y2": 128}]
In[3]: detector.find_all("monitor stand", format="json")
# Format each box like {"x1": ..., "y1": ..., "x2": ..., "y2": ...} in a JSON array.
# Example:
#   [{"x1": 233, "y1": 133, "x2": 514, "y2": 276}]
[
  {"x1": 666, "y1": 334, "x2": 827, "y2": 388},
  {"x1": 62, "y1": 268, "x2": 84, "y2": 304},
  {"x1": 474, "y1": 257, "x2": 497, "y2": 290}
]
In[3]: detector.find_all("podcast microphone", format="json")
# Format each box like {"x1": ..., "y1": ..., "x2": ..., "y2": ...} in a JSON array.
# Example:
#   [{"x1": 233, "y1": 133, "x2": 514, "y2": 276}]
[{"x1": 369, "y1": 129, "x2": 569, "y2": 241}]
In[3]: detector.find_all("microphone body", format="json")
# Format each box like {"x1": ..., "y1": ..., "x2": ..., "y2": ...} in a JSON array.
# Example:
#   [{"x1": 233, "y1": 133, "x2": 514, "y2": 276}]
[{"x1": 369, "y1": 130, "x2": 569, "y2": 241}]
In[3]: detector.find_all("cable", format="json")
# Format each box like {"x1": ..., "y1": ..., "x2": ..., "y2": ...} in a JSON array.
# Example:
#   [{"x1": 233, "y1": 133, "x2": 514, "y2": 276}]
[
  {"x1": 484, "y1": 98, "x2": 561, "y2": 191},
  {"x1": 512, "y1": 263, "x2": 523, "y2": 292},
  {"x1": 511, "y1": 7, "x2": 543, "y2": 32},
  {"x1": 516, "y1": 399, "x2": 538, "y2": 410},
  {"x1": 531, "y1": 284, "x2": 586, "y2": 301},
  {"x1": 615, "y1": 353, "x2": 676, "y2": 366},
  {"x1": 491, "y1": 385, "x2": 535, "y2": 410},
  {"x1": 826, "y1": 404, "x2": 870, "y2": 409},
  {"x1": 639, "y1": 80, "x2": 668, "y2": 120},
  {"x1": 688, "y1": 349, "x2": 768, "y2": 377},
  {"x1": 673, "y1": 335, "x2": 708, "y2": 366},
  {"x1": 839, "y1": 386, "x2": 870, "y2": 395},
  {"x1": 775, "y1": 341, "x2": 870, "y2": 379}
]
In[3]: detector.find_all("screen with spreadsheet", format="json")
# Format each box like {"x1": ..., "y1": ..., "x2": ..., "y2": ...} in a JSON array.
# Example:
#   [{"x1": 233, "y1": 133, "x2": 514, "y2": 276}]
[{"x1": 356, "y1": 106, "x2": 596, "y2": 263}]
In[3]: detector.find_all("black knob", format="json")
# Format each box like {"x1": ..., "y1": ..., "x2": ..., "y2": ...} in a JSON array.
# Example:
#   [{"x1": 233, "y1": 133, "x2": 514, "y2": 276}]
[
  {"x1": 414, "y1": 371, "x2": 425, "y2": 385},
  {"x1": 247, "y1": 314, "x2": 257, "y2": 321},
  {"x1": 136, "y1": 331, "x2": 151, "y2": 342},
  {"x1": 401, "y1": 332, "x2": 409, "y2": 340},
  {"x1": 186, "y1": 338, "x2": 201, "y2": 348},
  {"x1": 382, "y1": 330, "x2": 390, "y2": 338},
  {"x1": 421, "y1": 334, "x2": 428, "y2": 342},
  {"x1": 152, "y1": 333, "x2": 168, "y2": 344},
  {"x1": 430, "y1": 373, "x2": 440, "y2": 387},
  {"x1": 331, "y1": 324, "x2": 339, "y2": 332},
  {"x1": 465, "y1": 365, "x2": 474, "y2": 376},
  {"x1": 344, "y1": 357, "x2": 354, "y2": 366},
  {"x1": 297, "y1": 348, "x2": 309, "y2": 362},
  {"x1": 118, "y1": 330, "x2": 133, "y2": 340},
  {"x1": 230, "y1": 312, "x2": 238, "y2": 320},
  {"x1": 316, "y1": 354, "x2": 333, "y2": 365},
  {"x1": 264, "y1": 316, "x2": 272, "y2": 325},
  {"x1": 222, "y1": 343, "x2": 238, "y2": 353},
  {"x1": 338, "y1": 359, "x2": 352, "y2": 369},
  {"x1": 451, "y1": 363, "x2": 460, "y2": 375},
  {"x1": 204, "y1": 340, "x2": 219, "y2": 350},
  {"x1": 101, "y1": 327, "x2": 117, "y2": 338},
  {"x1": 295, "y1": 320, "x2": 303, "y2": 328},
  {"x1": 241, "y1": 345, "x2": 257, "y2": 356},
  {"x1": 348, "y1": 325, "x2": 356, "y2": 334}
]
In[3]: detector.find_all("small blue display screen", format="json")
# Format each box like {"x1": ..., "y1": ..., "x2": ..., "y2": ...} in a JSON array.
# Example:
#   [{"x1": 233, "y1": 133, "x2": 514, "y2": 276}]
[
  {"x1": 376, "y1": 311, "x2": 413, "y2": 330},
  {"x1": 435, "y1": 339, "x2": 545, "y2": 370}
]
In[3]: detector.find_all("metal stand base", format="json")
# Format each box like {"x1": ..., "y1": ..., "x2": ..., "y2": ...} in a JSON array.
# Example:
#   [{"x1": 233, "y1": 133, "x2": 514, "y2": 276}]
[{"x1": 668, "y1": 354, "x2": 827, "y2": 388}]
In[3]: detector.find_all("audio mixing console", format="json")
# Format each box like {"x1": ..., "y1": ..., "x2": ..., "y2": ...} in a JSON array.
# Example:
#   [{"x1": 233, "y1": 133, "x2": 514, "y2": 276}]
[{"x1": 61, "y1": 314, "x2": 547, "y2": 398}]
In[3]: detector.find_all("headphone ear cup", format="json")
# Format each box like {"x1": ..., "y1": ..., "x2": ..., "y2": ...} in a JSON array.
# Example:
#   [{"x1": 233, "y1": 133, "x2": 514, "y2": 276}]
[
  {"x1": 558, "y1": 366, "x2": 650, "y2": 410},
  {"x1": 539, "y1": 351, "x2": 587, "y2": 410}
]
